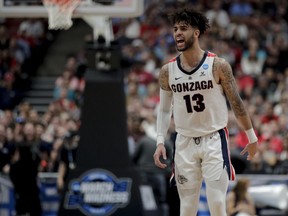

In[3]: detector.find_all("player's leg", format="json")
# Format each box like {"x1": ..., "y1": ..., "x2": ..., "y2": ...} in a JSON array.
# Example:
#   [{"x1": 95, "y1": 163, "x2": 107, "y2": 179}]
[
  {"x1": 205, "y1": 168, "x2": 229, "y2": 216},
  {"x1": 177, "y1": 179, "x2": 203, "y2": 216},
  {"x1": 201, "y1": 129, "x2": 233, "y2": 216},
  {"x1": 174, "y1": 134, "x2": 203, "y2": 216}
]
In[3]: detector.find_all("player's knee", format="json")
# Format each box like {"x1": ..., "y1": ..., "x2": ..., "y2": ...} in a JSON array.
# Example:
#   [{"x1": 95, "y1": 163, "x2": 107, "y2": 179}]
[
  {"x1": 207, "y1": 195, "x2": 227, "y2": 216},
  {"x1": 209, "y1": 196, "x2": 225, "y2": 206}
]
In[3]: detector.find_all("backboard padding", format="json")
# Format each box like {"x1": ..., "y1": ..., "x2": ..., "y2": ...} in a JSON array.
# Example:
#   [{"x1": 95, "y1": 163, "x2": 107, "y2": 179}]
[{"x1": 0, "y1": 0, "x2": 144, "y2": 18}]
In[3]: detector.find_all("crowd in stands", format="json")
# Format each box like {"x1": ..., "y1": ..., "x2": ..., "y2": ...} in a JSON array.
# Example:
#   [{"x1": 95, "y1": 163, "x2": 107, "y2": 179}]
[
  {"x1": 0, "y1": 17, "x2": 52, "y2": 170},
  {"x1": 0, "y1": 0, "x2": 288, "y2": 208}
]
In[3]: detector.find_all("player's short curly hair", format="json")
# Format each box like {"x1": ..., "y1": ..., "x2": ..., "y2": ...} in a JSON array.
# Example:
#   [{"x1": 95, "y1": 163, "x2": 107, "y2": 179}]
[{"x1": 168, "y1": 7, "x2": 210, "y2": 36}]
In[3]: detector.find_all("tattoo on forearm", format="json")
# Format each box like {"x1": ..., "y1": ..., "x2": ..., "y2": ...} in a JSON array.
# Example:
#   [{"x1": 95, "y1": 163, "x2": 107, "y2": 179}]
[
  {"x1": 159, "y1": 65, "x2": 171, "y2": 91},
  {"x1": 216, "y1": 58, "x2": 247, "y2": 117}
]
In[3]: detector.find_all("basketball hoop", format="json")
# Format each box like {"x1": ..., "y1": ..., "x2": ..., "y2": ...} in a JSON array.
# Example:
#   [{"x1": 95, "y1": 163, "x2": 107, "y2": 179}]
[{"x1": 43, "y1": 0, "x2": 81, "y2": 30}]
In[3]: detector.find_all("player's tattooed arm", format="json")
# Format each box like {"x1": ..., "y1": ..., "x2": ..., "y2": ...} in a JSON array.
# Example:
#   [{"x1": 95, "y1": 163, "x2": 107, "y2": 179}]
[
  {"x1": 214, "y1": 57, "x2": 247, "y2": 118},
  {"x1": 159, "y1": 64, "x2": 171, "y2": 91},
  {"x1": 215, "y1": 58, "x2": 258, "y2": 159}
]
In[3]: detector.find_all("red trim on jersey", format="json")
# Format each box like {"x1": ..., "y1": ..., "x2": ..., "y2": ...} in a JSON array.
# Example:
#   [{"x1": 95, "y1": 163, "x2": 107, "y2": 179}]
[
  {"x1": 170, "y1": 165, "x2": 175, "y2": 183},
  {"x1": 169, "y1": 56, "x2": 177, "y2": 62},
  {"x1": 207, "y1": 52, "x2": 217, "y2": 57}
]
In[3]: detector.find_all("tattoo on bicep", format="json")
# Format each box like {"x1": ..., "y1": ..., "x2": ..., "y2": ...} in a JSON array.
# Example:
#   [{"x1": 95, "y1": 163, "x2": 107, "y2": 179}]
[
  {"x1": 220, "y1": 60, "x2": 247, "y2": 117},
  {"x1": 159, "y1": 65, "x2": 170, "y2": 91}
]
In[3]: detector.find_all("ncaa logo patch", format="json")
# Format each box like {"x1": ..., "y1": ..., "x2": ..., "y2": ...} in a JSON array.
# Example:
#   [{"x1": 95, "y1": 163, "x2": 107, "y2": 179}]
[
  {"x1": 64, "y1": 169, "x2": 132, "y2": 216},
  {"x1": 202, "y1": 64, "x2": 209, "y2": 70}
]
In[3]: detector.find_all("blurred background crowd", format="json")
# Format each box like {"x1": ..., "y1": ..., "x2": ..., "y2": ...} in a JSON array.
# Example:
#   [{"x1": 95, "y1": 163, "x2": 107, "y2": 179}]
[{"x1": 0, "y1": 0, "x2": 288, "y2": 215}]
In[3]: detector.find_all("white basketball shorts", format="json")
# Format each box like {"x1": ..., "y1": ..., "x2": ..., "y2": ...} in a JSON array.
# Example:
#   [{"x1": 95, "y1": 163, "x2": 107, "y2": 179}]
[{"x1": 174, "y1": 128, "x2": 235, "y2": 189}]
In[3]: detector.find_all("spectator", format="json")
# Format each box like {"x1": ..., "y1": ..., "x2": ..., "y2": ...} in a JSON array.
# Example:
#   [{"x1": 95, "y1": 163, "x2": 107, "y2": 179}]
[
  {"x1": 0, "y1": 71, "x2": 22, "y2": 110},
  {"x1": 240, "y1": 38, "x2": 266, "y2": 77},
  {"x1": 133, "y1": 118, "x2": 173, "y2": 216},
  {"x1": 244, "y1": 152, "x2": 272, "y2": 174},
  {"x1": 57, "y1": 130, "x2": 79, "y2": 193},
  {"x1": 274, "y1": 135, "x2": 288, "y2": 174},
  {"x1": 9, "y1": 142, "x2": 42, "y2": 216},
  {"x1": 0, "y1": 25, "x2": 10, "y2": 51},
  {"x1": 53, "y1": 68, "x2": 79, "y2": 102},
  {"x1": 0, "y1": 124, "x2": 14, "y2": 174},
  {"x1": 260, "y1": 101, "x2": 279, "y2": 124},
  {"x1": 226, "y1": 178, "x2": 256, "y2": 216},
  {"x1": 206, "y1": 0, "x2": 230, "y2": 29}
]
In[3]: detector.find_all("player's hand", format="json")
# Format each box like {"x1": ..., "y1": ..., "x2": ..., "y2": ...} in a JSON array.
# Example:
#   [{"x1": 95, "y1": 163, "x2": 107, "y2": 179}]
[
  {"x1": 240, "y1": 141, "x2": 258, "y2": 160},
  {"x1": 153, "y1": 143, "x2": 167, "y2": 169}
]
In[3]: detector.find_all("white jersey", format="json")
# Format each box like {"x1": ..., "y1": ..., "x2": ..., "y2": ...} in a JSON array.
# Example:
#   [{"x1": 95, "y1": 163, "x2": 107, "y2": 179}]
[{"x1": 168, "y1": 51, "x2": 228, "y2": 137}]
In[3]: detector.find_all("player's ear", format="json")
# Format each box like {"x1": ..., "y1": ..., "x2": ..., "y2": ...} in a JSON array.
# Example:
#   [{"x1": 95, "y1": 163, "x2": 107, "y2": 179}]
[{"x1": 194, "y1": 29, "x2": 200, "y2": 37}]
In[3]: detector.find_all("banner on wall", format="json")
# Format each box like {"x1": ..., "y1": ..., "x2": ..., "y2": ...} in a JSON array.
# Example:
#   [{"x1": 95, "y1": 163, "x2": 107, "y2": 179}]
[{"x1": 64, "y1": 169, "x2": 132, "y2": 216}]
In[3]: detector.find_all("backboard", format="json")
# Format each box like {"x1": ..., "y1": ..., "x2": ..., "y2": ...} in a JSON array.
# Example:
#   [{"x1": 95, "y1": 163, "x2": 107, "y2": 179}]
[{"x1": 0, "y1": 0, "x2": 144, "y2": 18}]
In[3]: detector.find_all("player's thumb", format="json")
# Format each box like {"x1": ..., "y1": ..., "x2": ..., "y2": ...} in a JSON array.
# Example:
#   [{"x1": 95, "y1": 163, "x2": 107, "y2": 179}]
[
  {"x1": 240, "y1": 146, "x2": 247, "y2": 155},
  {"x1": 161, "y1": 149, "x2": 167, "y2": 160}
]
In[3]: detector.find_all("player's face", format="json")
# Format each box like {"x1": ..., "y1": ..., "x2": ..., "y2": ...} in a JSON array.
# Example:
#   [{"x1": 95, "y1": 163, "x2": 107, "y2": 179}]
[{"x1": 173, "y1": 22, "x2": 195, "y2": 52}]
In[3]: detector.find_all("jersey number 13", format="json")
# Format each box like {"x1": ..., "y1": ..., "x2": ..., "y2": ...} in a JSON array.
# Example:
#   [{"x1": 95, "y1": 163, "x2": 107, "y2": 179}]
[{"x1": 183, "y1": 94, "x2": 205, "y2": 113}]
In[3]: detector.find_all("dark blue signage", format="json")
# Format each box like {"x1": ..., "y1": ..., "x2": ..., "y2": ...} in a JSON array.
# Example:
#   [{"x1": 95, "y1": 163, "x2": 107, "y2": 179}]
[{"x1": 64, "y1": 169, "x2": 132, "y2": 216}]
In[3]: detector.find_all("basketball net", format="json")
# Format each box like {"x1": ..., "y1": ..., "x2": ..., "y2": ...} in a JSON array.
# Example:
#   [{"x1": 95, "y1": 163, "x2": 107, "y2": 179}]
[{"x1": 43, "y1": 0, "x2": 81, "y2": 30}]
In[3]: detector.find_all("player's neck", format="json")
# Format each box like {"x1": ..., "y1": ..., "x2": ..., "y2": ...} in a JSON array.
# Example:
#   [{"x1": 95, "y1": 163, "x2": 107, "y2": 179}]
[{"x1": 181, "y1": 46, "x2": 205, "y2": 69}]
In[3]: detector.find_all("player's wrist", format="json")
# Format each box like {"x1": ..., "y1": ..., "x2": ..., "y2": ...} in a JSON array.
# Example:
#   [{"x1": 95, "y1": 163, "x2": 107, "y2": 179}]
[
  {"x1": 245, "y1": 128, "x2": 258, "y2": 143},
  {"x1": 156, "y1": 135, "x2": 165, "y2": 146}
]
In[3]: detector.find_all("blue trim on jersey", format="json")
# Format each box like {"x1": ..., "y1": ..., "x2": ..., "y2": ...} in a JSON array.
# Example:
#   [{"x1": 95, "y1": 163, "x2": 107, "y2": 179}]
[{"x1": 218, "y1": 128, "x2": 232, "y2": 180}]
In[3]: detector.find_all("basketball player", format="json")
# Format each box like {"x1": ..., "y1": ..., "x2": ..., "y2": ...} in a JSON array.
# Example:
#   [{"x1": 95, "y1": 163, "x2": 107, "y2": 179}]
[{"x1": 153, "y1": 7, "x2": 258, "y2": 216}]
